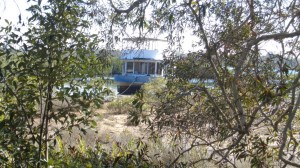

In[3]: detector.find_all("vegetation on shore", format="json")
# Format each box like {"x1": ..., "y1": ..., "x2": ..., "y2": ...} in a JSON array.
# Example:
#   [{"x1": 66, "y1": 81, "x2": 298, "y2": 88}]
[{"x1": 1, "y1": 0, "x2": 300, "y2": 167}]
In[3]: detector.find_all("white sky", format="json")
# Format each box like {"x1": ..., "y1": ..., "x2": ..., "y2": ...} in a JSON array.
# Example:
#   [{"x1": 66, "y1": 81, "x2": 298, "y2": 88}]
[
  {"x1": 0, "y1": 0, "x2": 30, "y2": 24},
  {"x1": 0, "y1": 0, "x2": 198, "y2": 52},
  {"x1": 0, "y1": 0, "x2": 281, "y2": 54}
]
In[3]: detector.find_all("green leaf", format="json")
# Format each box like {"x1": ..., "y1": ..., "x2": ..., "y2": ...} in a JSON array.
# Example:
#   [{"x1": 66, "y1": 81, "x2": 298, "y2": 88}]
[
  {"x1": 0, "y1": 114, "x2": 5, "y2": 121},
  {"x1": 4, "y1": 19, "x2": 9, "y2": 24},
  {"x1": 18, "y1": 14, "x2": 22, "y2": 23},
  {"x1": 89, "y1": 120, "x2": 97, "y2": 128},
  {"x1": 23, "y1": 43, "x2": 28, "y2": 51},
  {"x1": 168, "y1": 13, "x2": 174, "y2": 23},
  {"x1": 0, "y1": 52, "x2": 5, "y2": 57},
  {"x1": 38, "y1": 0, "x2": 42, "y2": 6},
  {"x1": 13, "y1": 80, "x2": 17, "y2": 89}
]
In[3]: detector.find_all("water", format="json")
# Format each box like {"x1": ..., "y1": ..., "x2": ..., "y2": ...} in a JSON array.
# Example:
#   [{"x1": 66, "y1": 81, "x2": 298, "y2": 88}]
[
  {"x1": 104, "y1": 78, "x2": 118, "y2": 96},
  {"x1": 56, "y1": 77, "x2": 118, "y2": 97}
]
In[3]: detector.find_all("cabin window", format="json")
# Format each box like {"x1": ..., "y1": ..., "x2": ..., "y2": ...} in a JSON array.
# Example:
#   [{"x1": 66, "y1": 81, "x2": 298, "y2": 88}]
[
  {"x1": 149, "y1": 63, "x2": 155, "y2": 74},
  {"x1": 126, "y1": 62, "x2": 133, "y2": 73},
  {"x1": 134, "y1": 62, "x2": 140, "y2": 74},
  {"x1": 157, "y1": 63, "x2": 162, "y2": 74},
  {"x1": 134, "y1": 62, "x2": 148, "y2": 74},
  {"x1": 141, "y1": 62, "x2": 147, "y2": 74}
]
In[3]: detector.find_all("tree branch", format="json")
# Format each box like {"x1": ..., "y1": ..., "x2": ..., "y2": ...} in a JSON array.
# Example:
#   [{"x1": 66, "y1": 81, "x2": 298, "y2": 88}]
[
  {"x1": 278, "y1": 92, "x2": 300, "y2": 167},
  {"x1": 248, "y1": 30, "x2": 300, "y2": 47},
  {"x1": 109, "y1": 0, "x2": 147, "y2": 14}
]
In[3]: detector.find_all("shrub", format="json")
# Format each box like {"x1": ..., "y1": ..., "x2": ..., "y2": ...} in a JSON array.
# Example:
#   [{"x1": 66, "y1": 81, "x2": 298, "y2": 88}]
[
  {"x1": 106, "y1": 96, "x2": 135, "y2": 114},
  {"x1": 141, "y1": 77, "x2": 167, "y2": 108},
  {"x1": 49, "y1": 137, "x2": 153, "y2": 168},
  {"x1": 127, "y1": 78, "x2": 167, "y2": 126}
]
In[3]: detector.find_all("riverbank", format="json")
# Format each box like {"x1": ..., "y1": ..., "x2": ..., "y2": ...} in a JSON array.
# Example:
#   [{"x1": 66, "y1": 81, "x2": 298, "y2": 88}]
[{"x1": 57, "y1": 101, "x2": 146, "y2": 148}]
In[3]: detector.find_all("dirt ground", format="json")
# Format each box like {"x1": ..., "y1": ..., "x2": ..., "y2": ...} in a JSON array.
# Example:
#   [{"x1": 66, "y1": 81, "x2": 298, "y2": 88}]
[{"x1": 54, "y1": 102, "x2": 147, "y2": 148}]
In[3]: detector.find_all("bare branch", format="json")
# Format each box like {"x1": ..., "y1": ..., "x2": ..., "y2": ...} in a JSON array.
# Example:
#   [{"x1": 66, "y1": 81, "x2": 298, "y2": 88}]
[
  {"x1": 109, "y1": 0, "x2": 147, "y2": 14},
  {"x1": 278, "y1": 92, "x2": 300, "y2": 167},
  {"x1": 248, "y1": 31, "x2": 300, "y2": 47}
]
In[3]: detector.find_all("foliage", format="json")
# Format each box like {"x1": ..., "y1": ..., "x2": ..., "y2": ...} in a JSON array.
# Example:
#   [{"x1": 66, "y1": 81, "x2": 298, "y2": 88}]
[
  {"x1": 106, "y1": 0, "x2": 300, "y2": 167},
  {"x1": 107, "y1": 96, "x2": 135, "y2": 114},
  {"x1": 110, "y1": 54, "x2": 123, "y2": 75},
  {"x1": 49, "y1": 137, "x2": 152, "y2": 168},
  {"x1": 141, "y1": 77, "x2": 167, "y2": 106},
  {"x1": 94, "y1": 50, "x2": 123, "y2": 76},
  {"x1": 127, "y1": 77, "x2": 166, "y2": 126},
  {"x1": 0, "y1": 0, "x2": 110, "y2": 167},
  {"x1": 166, "y1": 52, "x2": 215, "y2": 80},
  {"x1": 1, "y1": 0, "x2": 300, "y2": 167},
  {"x1": 49, "y1": 131, "x2": 214, "y2": 168}
]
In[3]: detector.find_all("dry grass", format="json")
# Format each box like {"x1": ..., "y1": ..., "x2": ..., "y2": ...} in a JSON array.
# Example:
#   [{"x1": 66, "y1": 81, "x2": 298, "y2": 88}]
[
  {"x1": 48, "y1": 96, "x2": 280, "y2": 167},
  {"x1": 54, "y1": 98, "x2": 145, "y2": 148}
]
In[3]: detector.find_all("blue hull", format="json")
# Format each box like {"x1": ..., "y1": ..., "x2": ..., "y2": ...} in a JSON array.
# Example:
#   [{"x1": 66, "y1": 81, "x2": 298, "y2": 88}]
[
  {"x1": 114, "y1": 74, "x2": 150, "y2": 85},
  {"x1": 114, "y1": 74, "x2": 151, "y2": 94}
]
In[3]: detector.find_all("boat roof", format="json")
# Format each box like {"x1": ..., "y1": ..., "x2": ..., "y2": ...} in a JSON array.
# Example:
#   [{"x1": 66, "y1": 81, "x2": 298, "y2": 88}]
[{"x1": 121, "y1": 50, "x2": 164, "y2": 60}]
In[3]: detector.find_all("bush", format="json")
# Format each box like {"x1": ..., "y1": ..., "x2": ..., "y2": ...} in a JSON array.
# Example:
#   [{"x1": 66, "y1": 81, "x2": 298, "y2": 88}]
[
  {"x1": 141, "y1": 77, "x2": 167, "y2": 108},
  {"x1": 106, "y1": 96, "x2": 135, "y2": 114},
  {"x1": 126, "y1": 78, "x2": 167, "y2": 126},
  {"x1": 49, "y1": 137, "x2": 153, "y2": 168}
]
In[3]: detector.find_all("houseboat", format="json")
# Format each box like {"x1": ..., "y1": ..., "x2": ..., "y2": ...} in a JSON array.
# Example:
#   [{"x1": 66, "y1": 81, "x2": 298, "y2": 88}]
[{"x1": 114, "y1": 38, "x2": 166, "y2": 94}]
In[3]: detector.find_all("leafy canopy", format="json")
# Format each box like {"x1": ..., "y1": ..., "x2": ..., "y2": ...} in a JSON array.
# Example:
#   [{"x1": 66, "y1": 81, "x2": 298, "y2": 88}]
[
  {"x1": 105, "y1": 0, "x2": 300, "y2": 167},
  {"x1": 0, "y1": 0, "x2": 110, "y2": 167}
]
